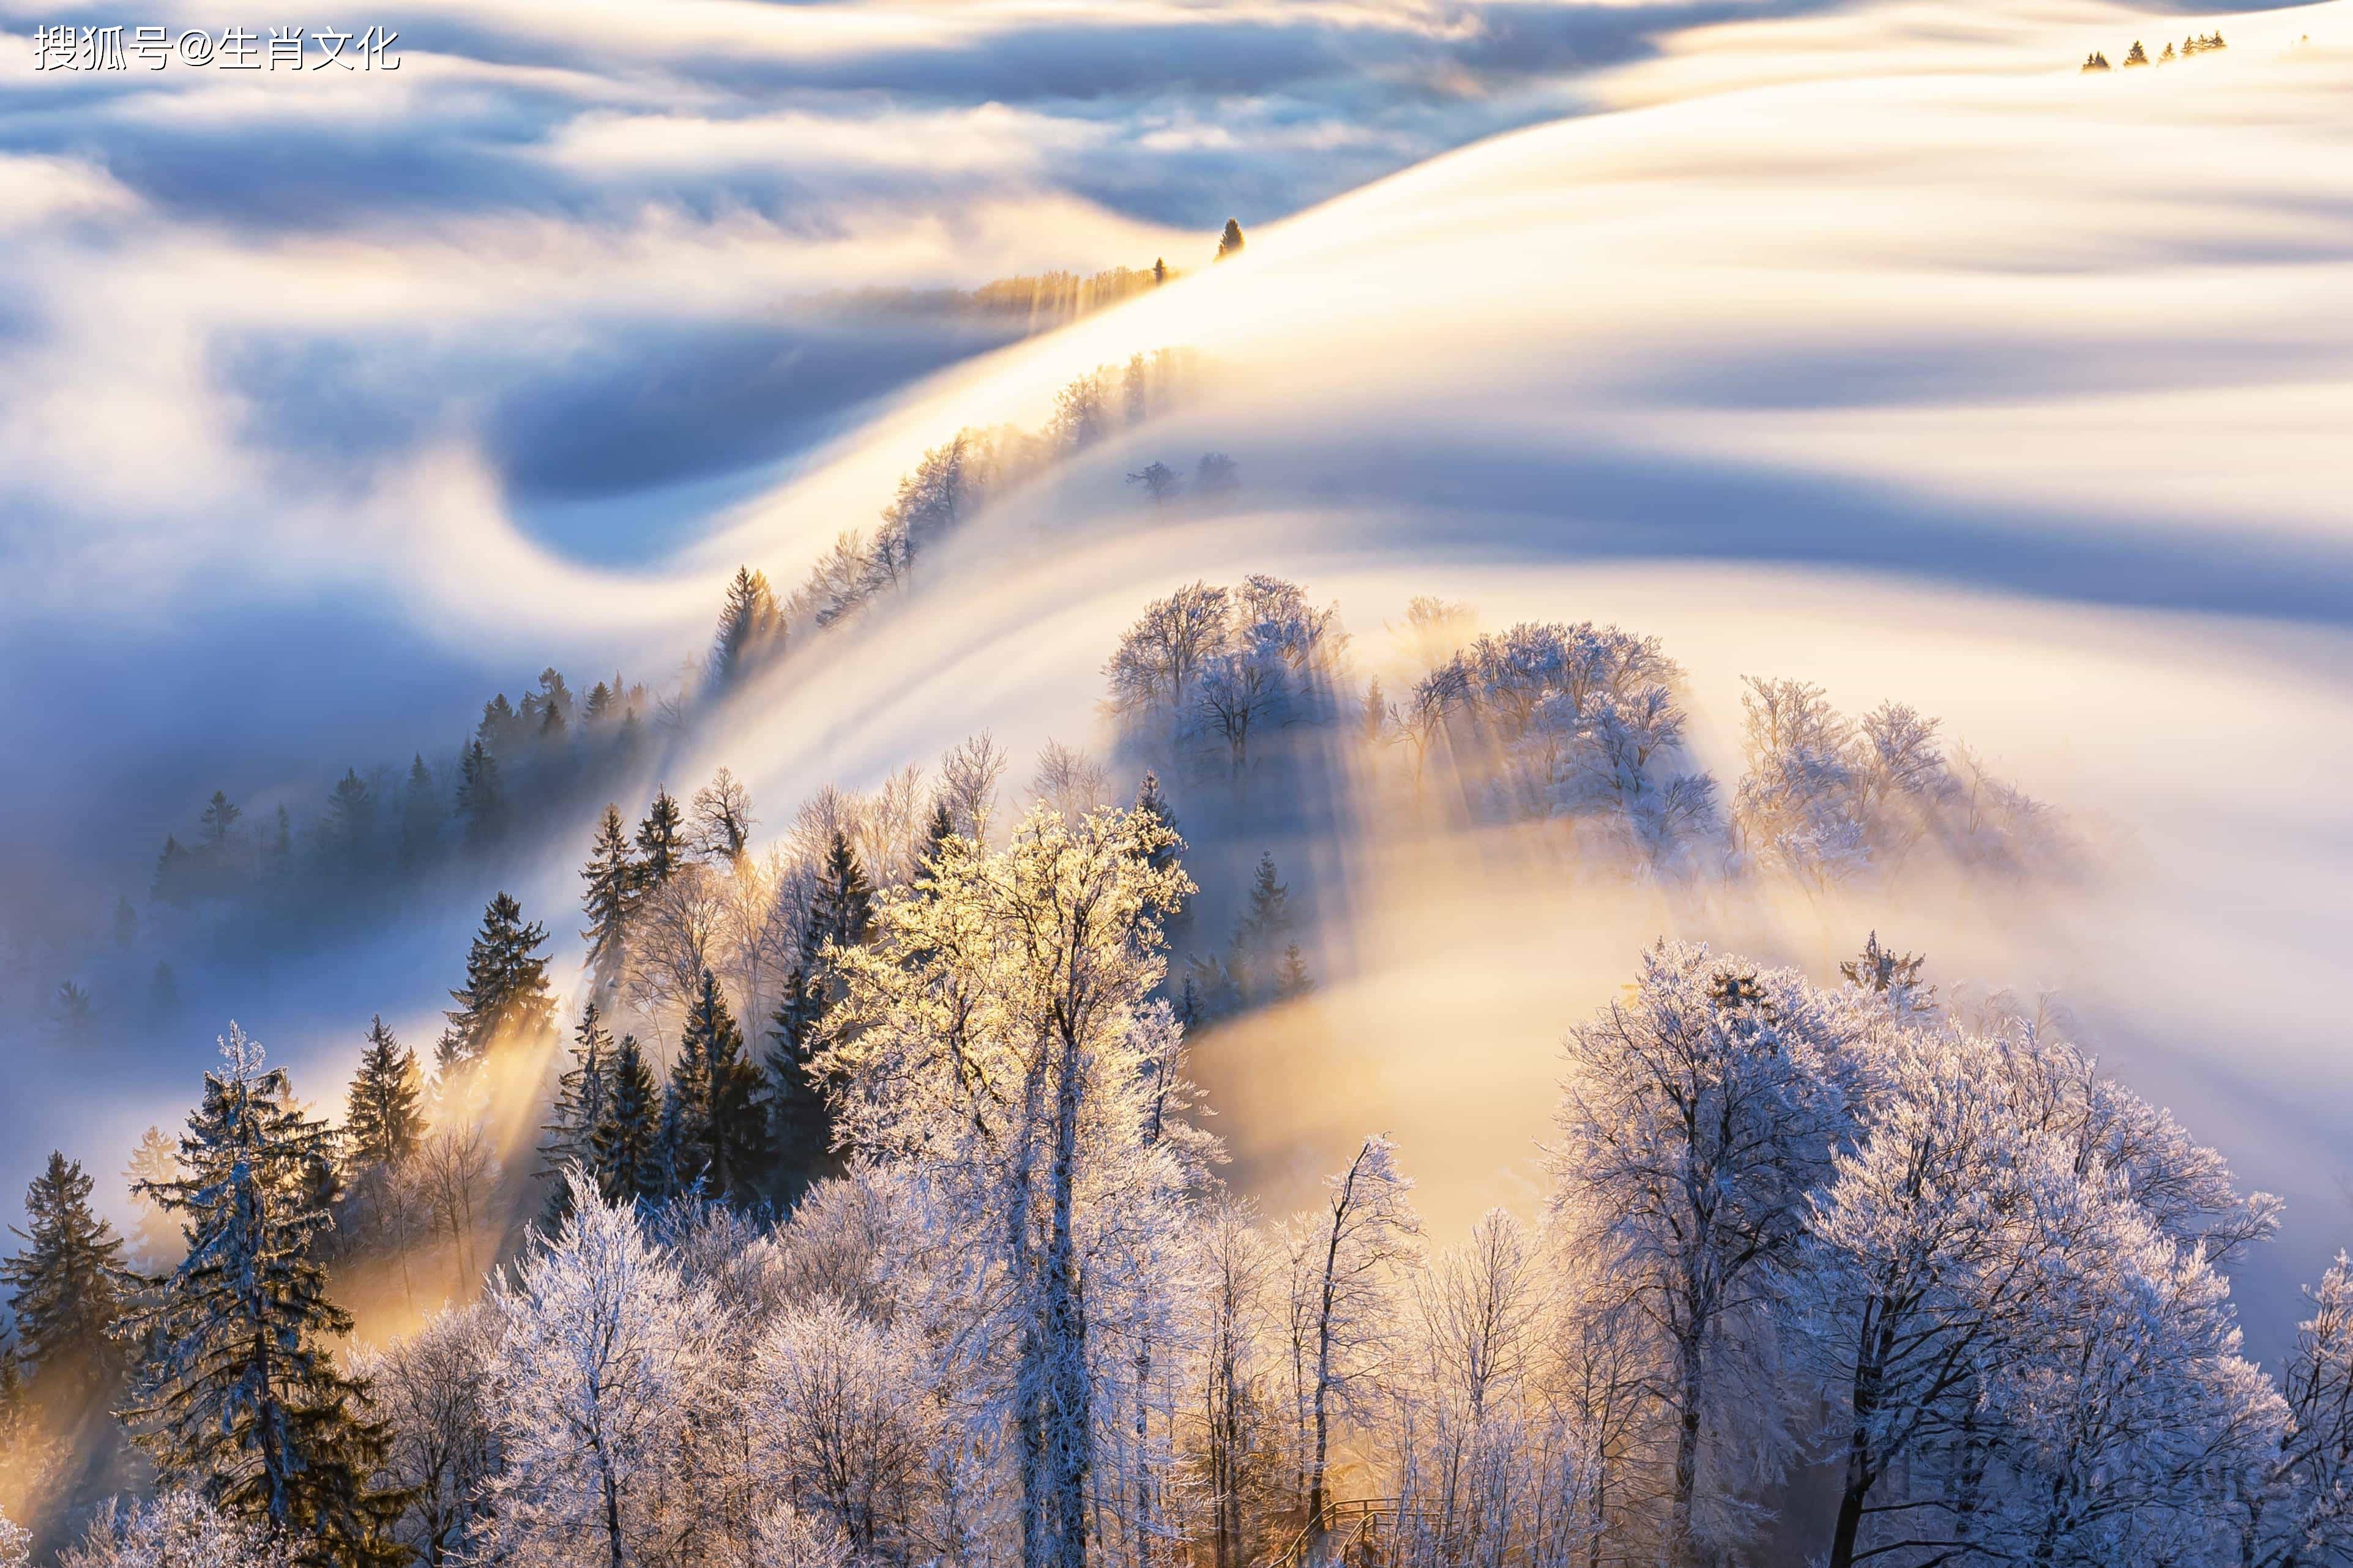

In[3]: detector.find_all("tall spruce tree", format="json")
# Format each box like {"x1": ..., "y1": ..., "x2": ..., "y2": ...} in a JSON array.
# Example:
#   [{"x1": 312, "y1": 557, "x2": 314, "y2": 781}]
[
  {"x1": 454, "y1": 740, "x2": 504, "y2": 851},
  {"x1": 444, "y1": 892, "x2": 556, "y2": 1064},
  {"x1": 767, "y1": 964, "x2": 835, "y2": 1193},
  {"x1": 540, "y1": 1004, "x2": 617, "y2": 1221},
  {"x1": 398, "y1": 754, "x2": 437, "y2": 870},
  {"x1": 578, "y1": 804, "x2": 638, "y2": 1002},
  {"x1": 2, "y1": 1152, "x2": 135, "y2": 1388},
  {"x1": 1228, "y1": 851, "x2": 1293, "y2": 1001},
  {"x1": 633, "y1": 790, "x2": 687, "y2": 890},
  {"x1": 326, "y1": 770, "x2": 375, "y2": 869},
  {"x1": 808, "y1": 829, "x2": 876, "y2": 960},
  {"x1": 590, "y1": 1036, "x2": 661, "y2": 1206},
  {"x1": 710, "y1": 566, "x2": 782, "y2": 687},
  {"x1": 343, "y1": 1016, "x2": 423, "y2": 1178},
  {"x1": 127, "y1": 1027, "x2": 409, "y2": 1564},
  {"x1": 674, "y1": 973, "x2": 767, "y2": 1203}
]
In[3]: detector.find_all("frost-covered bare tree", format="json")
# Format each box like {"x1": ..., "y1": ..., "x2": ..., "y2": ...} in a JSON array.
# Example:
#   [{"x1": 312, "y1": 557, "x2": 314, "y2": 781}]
[
  {"x1": 56, "y1": 1492, "x2": 298, "y2": 1568},
  {"x1": 485, "y1": 1169, "x2": 717, "y2": 1568},
  {"x1": 1285, "y1": 1135, "x2": 1422, "y2": 1525},
  {"x1": 1551, "y1": 943, "x2": 1870, "y2": 1568},
  {"x1": 689, "y1": 767, "x2": 756, "y2": 866},
  {"x1": 1029, "y1": 741, "x2": 1109, "y2": 822},
  {"x1": 350, "y1": 1305, "x2": 502, "y2": 1566},
  {"x1": 937, "y1": 734, "x2": 1010, "y2": 844},
  {"x1": 822, "y1": 804, "x2": 1196, "y2": 1568}
]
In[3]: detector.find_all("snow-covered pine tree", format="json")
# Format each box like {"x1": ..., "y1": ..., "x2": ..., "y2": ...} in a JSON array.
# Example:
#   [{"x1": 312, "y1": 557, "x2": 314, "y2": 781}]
[
  {"x1": 633, "y1": 790, "x2": 687, "y2": 891},
  {"x1": 126, "y1": 1026, "x2": 409, "y2": 1564},
  {"x1": 578, "y1": 804, "x2": 638, "y2": 1003},
  {"x1": 443, "y1": 892, "x2": 556, "y2": 1065},
  {"x1": 539, "y1": 1004, "x2": 616, "y2": 1223},
  {"x1": 344, "y1": 1016, "x2": 424, "y2": 1179},
  {"x1": 3, "y1": 1151, "x2": 136, "y2": 1389},
  {"x1": 591, "y1": 1037, "x2": 662, "y2": 1206}
]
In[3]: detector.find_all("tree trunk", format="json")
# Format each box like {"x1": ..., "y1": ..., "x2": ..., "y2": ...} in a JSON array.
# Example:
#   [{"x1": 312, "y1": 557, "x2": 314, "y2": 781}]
[{"x1": 1666, "y1": 1332, "x2": 1704, "y2": 1568}]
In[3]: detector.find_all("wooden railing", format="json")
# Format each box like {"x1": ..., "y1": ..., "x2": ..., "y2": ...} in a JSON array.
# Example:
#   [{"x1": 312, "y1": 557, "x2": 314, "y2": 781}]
[{"x1": 1260, "y1": 1499, "x2": 1423, "y2": 1568}]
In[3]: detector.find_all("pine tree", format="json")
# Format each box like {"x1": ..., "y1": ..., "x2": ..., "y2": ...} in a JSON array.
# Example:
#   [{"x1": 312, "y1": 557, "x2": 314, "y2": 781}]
[
  {"x1": 124, "y1": 1124, "x2": 184, "y2": 1271},
  {"x1": 199, "y1": 791, "x2": 241, "y2": 849},
  {"x1": 149, "y1": 960, "x2": 179, "y2": 1018},
  {"x1": 634, "y1": 790, "x2": 687, "y2": 890},
  {"x1": 343, "y1": 1016, "x2": 424, "y2": 1177},
  {"x1": 537, "y1": 699, "x2": 565, "y2": 742},
  {"x1": 711, "y1": 566, "x2": 782, "y2": 687},
  {"x1": 1228, "y1": 852, "x2": 1292, "y2": 1000},
  {"x1": 153, "y1": 834, "x2": 193, "y2": 907},
  {"x1": 540, "y1": 1004, "x2": 616, "y2": 1221},
  {"x1": 1132, "y1": 773, "x2": 1182, "y2": 874},
  {"x1": 398, "y1": 754, "x2": 438, "y2": 869},
  {"x1": 326, "y1": 770, "x2": 375, "y2": 867},
  {"x1": 49, "y1": 979, "x2": 94, "y2": 1047},
  {"x1": 1216, "y1": 217, "x2": 1247, "y2": 261},
  {"x1": 590, "y1": 1037, "x2": 662, "y2": 1205},
  {"x1": 579, "y1": 804, "x2": 638, "y2": 1001},
  {"x1": 2, "y1": 1152, "x2": 135, "y2": 1388},
  {"x1": 808, "y1": 829, "x2": 876, "y2": 961},
  {"x1": 674, "y1": 973, "x2": 767, "y2": 1203},
  {"x1": 920, "y1": 799, "x2": 956, "y2": 875},
  {"x1": 1275, "y1": 943, "x2": 1313, "y2": 1000},
  {"x1": 455, "y1": 740, "x2": 505, "y2": 851},
  {"x1": 766, "y1": 964, "x2": 837, "y2": 1194},
  {"x1": 444, "y1": 892, "x2": 556, "y2": 1063},
  {"x1": 127, "y1": 1027, "x2": 409, "y2": 1562}
]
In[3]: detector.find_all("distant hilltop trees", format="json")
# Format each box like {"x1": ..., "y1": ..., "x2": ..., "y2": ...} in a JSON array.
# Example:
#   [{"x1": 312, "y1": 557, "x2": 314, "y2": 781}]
[{"x1": 2083, "y1": 31, "x2": 2224, "y2": 71}]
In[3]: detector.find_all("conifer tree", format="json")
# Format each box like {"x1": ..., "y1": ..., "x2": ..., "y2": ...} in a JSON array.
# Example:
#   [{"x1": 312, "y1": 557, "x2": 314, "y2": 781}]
[
  {"x1": 127, "y1": 1027, "x2": 409, "y2": 1563},
  {"x1": 455, "y1": 740, "x2": 504, "y2": 851},
  {"x1": 2, "y1": 1152, "x2": 135, "y2": 1388},
  {"x1": 398, "y1": 754, "x2": 437, "y2": 869},
  {"x1": 1132, "y1": 773, "x2": 1182, "y2": 875},
  {"x1": 326, "y1": 770, "x2": 375, "y2": 867},
  {"x1": 199, "y1": 791, "x2": 241, "y2": 850},
  {"x1": 1228, "y1": 852, "x2": 1293, "y2": 1000},
  {"x1": 1216, "y1": 217, "x2": 1247, "y2": 261},
  {"x1": 766, "y1": 961, "x2": 837, "y2": 1194},
  {"x1": 113, "y1": 894, "x2": 138, "y2": 950},
  {"x1": 540, "y1": 1004, "x2": 616, "y2": 1220},
  {"x1": 808, "y1": 829, "x2": 876, "y2": 961},
  {"x1": 148, "y1": 960, "x2": 179, "y2": 1018},
  {"x1": 590, "y1": 1036, "x2": 661, "y2": 1206},
  {"x1": 152, "y1": 835, "x2": 193, "y2": 907},
  {"x1": 634, "y1": 790, "x2": 687, "y2": 890},
  {"x1": 1275, "y1": 943, "x2": 1313, "y2": 1000},
  {"x1": 673, "y1": 973, "x2": 767, "y2": 1203},
  {"x1": 343, "y1": 1016, "x2": 424, "y2": 1178},
  {"x1": 578, "y1": 804, "x2": 638, "y2": 1001},
  {"x1": 124, "y1": 1125, "x2": 185, "y2": 1271},
  {"x1": 49, "y1": 979, "x2": 94, "y2": 1048},
  {"x1": 920, "y1": 799, "x2": 956, "y2": 874},
  {"x1": 711, "y1": 566, "x2": 782, "y2": 687},
  {"x1": 444, "y1": 892, "x2": 556, "y2": 1064}
]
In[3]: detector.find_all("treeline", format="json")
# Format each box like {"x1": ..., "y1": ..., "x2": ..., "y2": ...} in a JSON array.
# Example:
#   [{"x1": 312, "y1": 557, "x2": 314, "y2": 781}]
[
  {"x1": 7, "y1": 349, "x2": 1212, "y2": 1055},
  {"x1": 2082, "y1": 32, "x2": 2226, "y2": 70},
  {"x1": 1103, "y1": 581, "x2": 2067, "y2": 888},
  {"x1": 7, "y1": 833, "x2": 2351, "y2": 1568}
]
